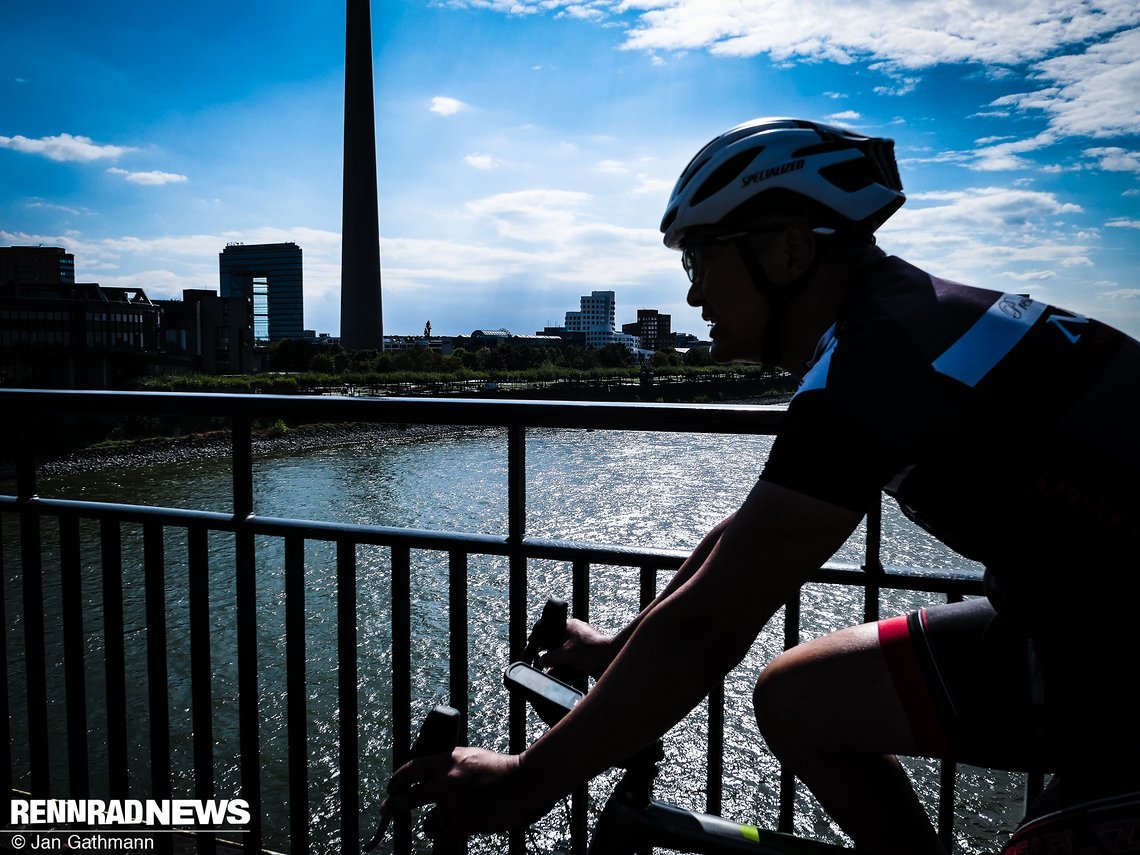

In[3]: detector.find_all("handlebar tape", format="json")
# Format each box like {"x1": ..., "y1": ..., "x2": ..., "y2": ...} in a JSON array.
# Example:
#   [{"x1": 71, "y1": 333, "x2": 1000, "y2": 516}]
[
  {"x1": 410, "y1": 705, "x2": 461, "y2": 759},
  {"x1": 364, "y1": 705, "x2": 461, "y2": 852}
]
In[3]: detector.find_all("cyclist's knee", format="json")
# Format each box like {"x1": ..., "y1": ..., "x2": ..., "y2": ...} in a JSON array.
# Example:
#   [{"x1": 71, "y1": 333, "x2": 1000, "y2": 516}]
[{"x1": 752, "y1": 651, "x2": 808, "y2": 747}]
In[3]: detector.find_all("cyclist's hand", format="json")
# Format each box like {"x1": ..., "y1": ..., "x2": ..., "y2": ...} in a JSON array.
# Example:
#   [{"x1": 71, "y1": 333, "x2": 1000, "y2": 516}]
[
  {"x1": 539, "y1": 618, "x2": 614, "y2": 678},
  {"x1": 382, "y1": 746, "x2": 550, "y2": 844}
]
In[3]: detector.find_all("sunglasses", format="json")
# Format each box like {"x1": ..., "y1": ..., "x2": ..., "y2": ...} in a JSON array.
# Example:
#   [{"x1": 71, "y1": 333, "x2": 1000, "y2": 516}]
[
  {"x1": 681, "y1": 247, "x2": 704, "y2": 284},
  {"x1": 681, "y1": 226, "x2": 791, "y2": 285}
]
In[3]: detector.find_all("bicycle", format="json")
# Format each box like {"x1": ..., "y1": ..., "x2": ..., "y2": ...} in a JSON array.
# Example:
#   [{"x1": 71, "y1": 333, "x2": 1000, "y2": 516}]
[
  {"x1": 371, "y1": 597, "x2": 853, "y2": 854},
  {"x1": 377, "y1": 599, "x2": 1140, "y2": 854}
]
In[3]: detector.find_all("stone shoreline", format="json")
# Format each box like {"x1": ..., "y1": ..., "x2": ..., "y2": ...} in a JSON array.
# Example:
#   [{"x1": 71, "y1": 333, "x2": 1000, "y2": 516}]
[
  {"x1": 30, "y1": 421, "x2": 495, "y2": 478},
  {"x1": 16, "y1": 395, "x2": 789, "y2": 479}
]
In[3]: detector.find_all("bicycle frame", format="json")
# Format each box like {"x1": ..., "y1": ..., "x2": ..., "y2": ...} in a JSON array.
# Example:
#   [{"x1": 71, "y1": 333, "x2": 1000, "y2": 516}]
[
  {"x1": 504, "y1": 643, "x2": 855, "y2": 855},
  {"x1": 587, "y1": 754, "x2": 853, "y2": 855}
]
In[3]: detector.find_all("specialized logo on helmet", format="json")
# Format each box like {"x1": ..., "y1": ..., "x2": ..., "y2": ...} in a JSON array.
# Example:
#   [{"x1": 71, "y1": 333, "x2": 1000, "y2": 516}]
[{"x1": 741, "y1": 159, "x2": 805, "y2": 188}]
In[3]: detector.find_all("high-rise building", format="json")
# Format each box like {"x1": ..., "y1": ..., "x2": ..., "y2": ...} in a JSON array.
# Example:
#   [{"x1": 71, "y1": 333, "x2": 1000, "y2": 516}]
[
  {"x1": 565, "y1": 290, "x2": 618, "y2": 349},
  {"x1": 0, "y1": 246, "x2": 75, "y2": 285},
  {"x1": 219, "y1": 242, "x2": 303, "y2": 342},
  {"x1": 622, "y1": 309, "x2": 672, "y2": 352}
]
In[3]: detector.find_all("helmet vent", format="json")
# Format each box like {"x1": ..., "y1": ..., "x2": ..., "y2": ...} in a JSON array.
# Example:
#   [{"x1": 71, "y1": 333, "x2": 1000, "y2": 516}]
[
  {"x1": 690, "y1": 147, "x2": 764, "y2": 207},
  {"x1": 819, "y1": 160, "x2": 874, "y2": 193}
]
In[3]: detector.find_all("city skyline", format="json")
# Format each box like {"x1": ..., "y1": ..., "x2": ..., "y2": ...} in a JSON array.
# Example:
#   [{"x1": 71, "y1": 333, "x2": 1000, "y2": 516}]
[{"x1": 1, "y1": 2, "x2": 1137, "y2": 340}]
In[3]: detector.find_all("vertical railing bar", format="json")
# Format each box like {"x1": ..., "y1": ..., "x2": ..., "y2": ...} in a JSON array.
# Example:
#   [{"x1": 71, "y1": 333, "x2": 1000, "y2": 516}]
[
  {"x1": 232, "y1": 414, "x2": 254, "y2": 520},
  {"x1": 101, "y1": 519, "x2": 129, "y2": 799},
  {"x1": 777, "y1": 588, "x2": 803, "y2": 834},
  {"x1": 571, "y1": 560, "x2": 590, "y2": 626},
  {"x1": 448, "y1": 550, "x2": 470, "y2": 747},
  {"x1": 235, "y1": 527, "x2": 262, "y2": 853},
  {"x1": 143, "y1": 522, "x2": 172, "y2": 855},
  {"x1": 862, "y1": 495, "x2": 883, "y2": 624},
  {"x1": 0, "y1": 518, "x2": 11, "y2": 811},
  {"x1": 59, "y1": 513, "x2": 90, "y2": 798},
  {"x1": 570, "y1": 559, "x2": 590, "y2": 855},
  {"x1": 390, "y1": 544, "x2": 411, "y2": 855},
  {"x1": 16, "y1": 420, "x2": 37, "y2": 503},
  {"x1": 638, "y1": 565, "x2": 656, "y2": 611},
  {"x1": 188, "y1": 526, "x2": 216, "y2": 855},
  {"x1": 448, "y1": 549, "x2": 470, "y2": 855},
  {"x1": 285, "y1": 534, "x2": 310, "y2": 855},
  {"x1": 506, "y1": 424, "x2": 527, "y2": 660},
  {"x1": 706, "y1": 680, "x2": 724, "y2": 817},
  {"x1": 636, "y1": 565, "x2": 658, "y2": 855},
  {"x1": 507, "y1": 424, "x2": 527, "y2": 855},
  {"x1": 938, "y1": 591, "x2": 963, "y2": 852},
  {"x1": 20, "y1": 507, "x2": 49, "y2": 797},
  {"x1": 340, "y1": 539, "x2": 362, "y2": 855}
]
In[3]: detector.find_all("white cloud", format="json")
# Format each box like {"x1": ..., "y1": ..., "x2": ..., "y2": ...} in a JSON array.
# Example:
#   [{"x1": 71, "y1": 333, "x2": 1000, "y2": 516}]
[
  {"x1": 1085, "y1": 147, "x2": 1140, "y2": 173},
  {"x1": 106, "y1": 167, "x2": 188, "y2": 186},
  {"x1": 877, "y1": 186, "x2": 1093, "y2": 289},
  {"x1": 990, "y1": 27, "x2": 1140, "y2": 139},
  {"x1": 610, "y1": 1, "x2": 1139, "y2": 67},
  {"x1": 1107, "y1": 218, "x2": 1140, "y2": 229},
  {"x1": 445, "y1": 2, "x2": 1138, "y2": 142},
  {"x1": 464, "y1": 153, "x2": 498, "y2": 169},
  {"x1": 826, "y1": 110, "x2": 861, "y2": 123},
  {"x1": 430, "y1": 96, "x2": 468, "y2": 116},
  {"x1": 0, "y1": 132, "x2": 136, "y2": 162}
]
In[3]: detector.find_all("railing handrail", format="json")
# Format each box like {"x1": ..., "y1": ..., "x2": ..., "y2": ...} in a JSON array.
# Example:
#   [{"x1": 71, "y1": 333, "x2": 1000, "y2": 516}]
[
  {"x1": 3, "y1": 388, "x2": 788, "y2": 434},
  {"x1": 1, "y1": 388, "x2": 991, "y2": 855}
]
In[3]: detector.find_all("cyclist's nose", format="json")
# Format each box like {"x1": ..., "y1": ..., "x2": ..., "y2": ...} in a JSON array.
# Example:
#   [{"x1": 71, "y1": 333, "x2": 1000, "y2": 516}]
[{"x1": 686, "y1": 278, "x2": 703, "y2": 307}]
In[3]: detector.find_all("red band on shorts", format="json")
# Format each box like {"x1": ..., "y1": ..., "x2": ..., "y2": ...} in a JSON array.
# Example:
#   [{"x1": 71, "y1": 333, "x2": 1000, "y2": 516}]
[{"x1": 878, "y1": 612, "x2": 951, "y2": 755}]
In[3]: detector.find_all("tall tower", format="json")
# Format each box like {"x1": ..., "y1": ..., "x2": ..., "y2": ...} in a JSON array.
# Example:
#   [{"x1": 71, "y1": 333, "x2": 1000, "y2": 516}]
[{"x1": 340, "y1": 0, "x2": 384, "y2": 351}]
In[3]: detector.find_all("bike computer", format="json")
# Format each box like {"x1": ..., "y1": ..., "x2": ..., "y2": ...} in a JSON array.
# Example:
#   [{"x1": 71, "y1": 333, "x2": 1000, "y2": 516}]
[{"x1": 504, "y1": 662, "x2": 584, "y2": 719}]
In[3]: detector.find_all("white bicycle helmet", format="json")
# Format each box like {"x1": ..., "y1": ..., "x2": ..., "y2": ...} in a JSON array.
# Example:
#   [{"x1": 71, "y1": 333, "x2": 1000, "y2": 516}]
[{"x1": 660, "y1": 118, "x2": 904, "y2": 249}]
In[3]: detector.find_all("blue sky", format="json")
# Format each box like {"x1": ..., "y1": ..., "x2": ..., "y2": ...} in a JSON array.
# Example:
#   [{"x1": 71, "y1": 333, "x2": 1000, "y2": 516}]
[{"x1": 2, "y1": 1, "x2": 1138, "y2": 340}]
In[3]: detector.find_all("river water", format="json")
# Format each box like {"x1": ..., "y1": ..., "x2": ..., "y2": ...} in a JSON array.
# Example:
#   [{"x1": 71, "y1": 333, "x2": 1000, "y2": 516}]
[{"x1": 2, "y1": 423, "x2": 1029, "y2": 853}]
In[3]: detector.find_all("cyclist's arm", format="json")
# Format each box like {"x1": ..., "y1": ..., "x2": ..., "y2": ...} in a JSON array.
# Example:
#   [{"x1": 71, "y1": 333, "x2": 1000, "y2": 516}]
[
  {"x1": 384, "y1": 480, "x2": 862, "y2": 840},
  {"x1": 519, "y1": 479, "x2": 862, "y2": 809},
  {"x1": 608, "y1": 512, "x2": 736, "y2": 650},
  {"x1": 547, "y1": 513, "x2": 737, "y2": 676}
]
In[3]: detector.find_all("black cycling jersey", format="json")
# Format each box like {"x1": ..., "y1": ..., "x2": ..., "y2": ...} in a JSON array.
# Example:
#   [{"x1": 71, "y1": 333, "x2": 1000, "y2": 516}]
[{"x1": 761, "y1": 254, "x2": 1140, "y2": 643}]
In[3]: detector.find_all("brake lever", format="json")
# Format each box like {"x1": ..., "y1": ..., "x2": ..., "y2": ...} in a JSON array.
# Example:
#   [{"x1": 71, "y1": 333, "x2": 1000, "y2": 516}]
[{"x1": 364, "y1": 705, "x2": 461, "y2": 852}]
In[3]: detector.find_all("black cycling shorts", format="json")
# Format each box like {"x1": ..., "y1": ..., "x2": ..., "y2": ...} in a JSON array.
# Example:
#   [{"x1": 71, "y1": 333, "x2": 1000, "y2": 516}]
[
  {"x1": 878, "y1": 596, "x2": 1140, "y2": 774},
  {"x1": 878, "y1": 597, "x2": 1046, "y2": 769}
]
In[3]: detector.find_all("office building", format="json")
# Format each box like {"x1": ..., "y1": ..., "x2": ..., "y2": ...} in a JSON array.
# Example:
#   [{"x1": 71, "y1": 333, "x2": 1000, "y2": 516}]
[
  {"x1": 154, "y1": 289, "x2": 255, "y2": 374},
  {"x1": 622, "y1": 309, "x2": 673, "y2": 353},
  {"x1": 0, "y1": 245, "x2": 75, "y2": 285},
  {"x1": 565, "y1": 290, "x2": 619, "y2": 349},
  {"x1": 0, "y1": 276, "x2": 161, "y2": 388},
  {"x1": 219, "y1": 242, "x2": 304, "y2": 342}
]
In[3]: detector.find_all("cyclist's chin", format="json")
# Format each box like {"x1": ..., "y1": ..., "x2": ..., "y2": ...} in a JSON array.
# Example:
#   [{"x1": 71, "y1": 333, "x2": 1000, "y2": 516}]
[{"x1": 709, "y1": 338, "x2": 761, "y2": 365}]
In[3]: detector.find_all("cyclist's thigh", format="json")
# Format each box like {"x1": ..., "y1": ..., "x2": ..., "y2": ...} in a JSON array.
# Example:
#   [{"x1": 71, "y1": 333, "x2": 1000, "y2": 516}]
[{"x1": 755, "y1": 619, "x2": 927, "y2": 757}]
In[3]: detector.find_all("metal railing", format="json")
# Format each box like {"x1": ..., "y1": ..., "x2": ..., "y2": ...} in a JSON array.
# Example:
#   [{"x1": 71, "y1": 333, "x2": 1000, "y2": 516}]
[{"x1": 1, "y1": 389, "x2": 988, "y2": 854}]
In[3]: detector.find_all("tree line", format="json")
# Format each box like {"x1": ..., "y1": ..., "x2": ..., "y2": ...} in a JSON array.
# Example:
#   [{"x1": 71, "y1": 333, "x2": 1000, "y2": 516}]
[{"x1": 266, "y1": 338, "x2": 718, "y2": 375}]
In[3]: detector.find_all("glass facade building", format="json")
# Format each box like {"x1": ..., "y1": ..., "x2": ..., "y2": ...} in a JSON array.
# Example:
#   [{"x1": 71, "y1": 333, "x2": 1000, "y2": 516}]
[{"x1": 219, "y1": 242, "x2": 304, "y2": 342}]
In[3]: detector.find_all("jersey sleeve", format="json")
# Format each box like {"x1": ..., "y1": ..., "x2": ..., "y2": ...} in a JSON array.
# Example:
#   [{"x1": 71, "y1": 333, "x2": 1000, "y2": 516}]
[{"x1": 760, "y1": 386, "x2": 887, "y2": 513}]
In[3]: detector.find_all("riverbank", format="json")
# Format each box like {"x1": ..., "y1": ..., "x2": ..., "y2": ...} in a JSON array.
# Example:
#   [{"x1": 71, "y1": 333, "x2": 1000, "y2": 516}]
[
  {"x1": 31, "y1": 421, "x2": 494, "y2": 478},
  {"x1": 20, "y1": 394, "x2": 790, "y2": 479}
]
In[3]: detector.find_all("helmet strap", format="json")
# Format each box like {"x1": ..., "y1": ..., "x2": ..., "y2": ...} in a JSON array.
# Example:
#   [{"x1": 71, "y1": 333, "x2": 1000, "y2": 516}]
[
  {"x1": 733, "y1": 235, "x2": 790, "y2": 369},
  {"x1": 733, "y1": 231, "x2": 829, "y2": 369}
]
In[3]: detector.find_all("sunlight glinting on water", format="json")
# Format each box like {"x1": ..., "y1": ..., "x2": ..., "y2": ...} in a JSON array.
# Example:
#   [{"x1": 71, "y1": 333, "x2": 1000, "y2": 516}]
[{"x1": 2, "y1": 425, "x2": 1024, "y2": 853}]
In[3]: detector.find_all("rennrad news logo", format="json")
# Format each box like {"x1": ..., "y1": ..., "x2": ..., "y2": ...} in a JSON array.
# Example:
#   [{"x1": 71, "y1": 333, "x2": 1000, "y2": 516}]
[{"x1": 11, "y1": 799, "x2": 251, "y2": 828}]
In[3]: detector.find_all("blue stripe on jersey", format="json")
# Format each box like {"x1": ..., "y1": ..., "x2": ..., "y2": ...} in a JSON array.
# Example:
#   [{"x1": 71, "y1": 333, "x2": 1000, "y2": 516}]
[
  {"x1": 932, "y1": 294, "x2": 1047, "y2": 387},
  {"x1": 796, "y1": 326, "x2": 839, "y2": 396}
]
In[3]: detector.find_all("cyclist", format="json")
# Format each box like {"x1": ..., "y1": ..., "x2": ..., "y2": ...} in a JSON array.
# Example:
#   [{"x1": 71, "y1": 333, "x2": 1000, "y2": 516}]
[{"x1": 383, "y1": 118, "x2": 1140, "y2": 852}]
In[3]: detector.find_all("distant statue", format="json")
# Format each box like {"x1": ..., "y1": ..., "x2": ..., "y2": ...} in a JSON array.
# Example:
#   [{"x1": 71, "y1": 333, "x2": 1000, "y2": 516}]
[{"x1": 424, "y1": 321, "x2": 432, "y2": 337}]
